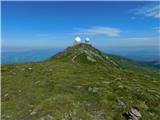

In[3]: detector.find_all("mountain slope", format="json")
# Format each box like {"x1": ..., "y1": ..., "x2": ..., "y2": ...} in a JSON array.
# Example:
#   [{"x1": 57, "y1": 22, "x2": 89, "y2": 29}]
[
  {"x1": 140, "y1": 60, "x2": 160, "y2": 68},
  {"x1": 2, "y1": 44, "x2": 160, "y2": 120}
]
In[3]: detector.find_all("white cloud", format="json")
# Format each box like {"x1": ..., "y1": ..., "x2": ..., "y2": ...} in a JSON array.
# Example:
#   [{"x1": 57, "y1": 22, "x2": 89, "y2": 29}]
[
  {"x1": 134, "y1": 3, "x2": 160, "y2": 18},
  {"x1": 123, "y1": 37, "x2": 160, "y2": 47},
  {"x1": 95, "y1": 37, "x2": 159, "y2": 47},
  {"x1": 74, "y1": 26, "x2": 121, "y2": 37}
]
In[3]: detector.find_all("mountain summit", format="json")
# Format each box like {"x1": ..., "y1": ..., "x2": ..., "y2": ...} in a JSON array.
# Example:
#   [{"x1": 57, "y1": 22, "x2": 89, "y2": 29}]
[
  {"x1": 50, "y1": 43, "x2": 118, "y2": 68},
  {"x1": 2, "y1": 44, "x2": 160, "y2": 120},
  {"x1": 49, "y1": 44, "x2": 159, "y2": 77}
]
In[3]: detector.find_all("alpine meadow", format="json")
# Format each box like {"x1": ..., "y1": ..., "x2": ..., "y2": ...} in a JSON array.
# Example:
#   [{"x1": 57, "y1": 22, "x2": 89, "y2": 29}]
[{"x1": 1, "y1": 1, "x2": 160, "y2": 120}]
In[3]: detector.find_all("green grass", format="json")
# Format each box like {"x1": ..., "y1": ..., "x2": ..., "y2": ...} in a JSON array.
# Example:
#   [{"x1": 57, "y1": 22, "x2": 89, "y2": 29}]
[{"x1": 2, "y1": 44, "x2": 160, "y2": 120}]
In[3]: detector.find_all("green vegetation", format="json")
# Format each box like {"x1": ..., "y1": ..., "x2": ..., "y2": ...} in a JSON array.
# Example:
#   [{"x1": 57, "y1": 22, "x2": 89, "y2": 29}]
[{"x1": 2, "y1": 44, "x2": 160, "y2": 120}]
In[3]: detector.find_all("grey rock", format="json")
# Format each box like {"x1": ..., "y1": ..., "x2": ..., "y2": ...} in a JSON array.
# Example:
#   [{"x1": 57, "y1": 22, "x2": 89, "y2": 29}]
[
  {"x1": 118, "y1": 85, "x2": 124, "y2": 89},
  {"x1": 117, "y1": 98, "x2": 125, "y2": 107},
  {"x1": 92, "y1": 88, "x2": 98, "y2": 93},
  {"x1": 122, "y1": 107, "x2": 141, "y2": 120},
  {"x1": 92, "y1": 111, "x2": 105, "y2": 120},
  {"x1": 88, "y1": 87, "x2": 98, "y2": 93},
  {"x1": 105, "y1": 56, "x2": 109, "y2": 60},
  {"x1": 62, "y1": 112, "x2": 71, "y2": 120},
  {"x1": 30, "y1": 105, "x2": 42, "y2": 116},
  {"x1": 21, "y1": 68, "x2": 25, "y2": 71},
  {"x1": 47, "y1": 112, "x2": 54, "y2": 119},
  {"x1": 39, "y1": 117, "x2": 45, "y2": 120},
  {"x1": 1, "y1": 114, "x2": 10, "y2": 119},
  {"x1": 88, "y1": 87, "x2": 92, "y2": 92},
  {"x1": 4, "y1": 93, "x2": 9, "y2": 97},
  {"x1": 115, "y1": 77, "x2": 122, "y2": 80},
  {"x1": 76, "y1": 85, "x2": 83, "y2": 89},
  {"x1": 30, "y1": 111, "x2": 36, "y2": 116},
  {"x1": 18, "y1": 90, "x2": 22, "y2": 93},
  {"x1": 28, "y1": 67, "x2": 32, "y2": 70},
  {"x1": 130, "y1": 108, "x2": 141, "y2": 117},
  {"x1": 39, "y1": 112, "x2": 54, "y2": 120},
  {"x1": 102, "y1": 81, "x2": 111, "y2": 84},
  {"x1": 34, "y1": 81, "x2": 40, "y2": 85},
  {"x1": 87, "y1": 56, "x2": 96, "y2": 62}
]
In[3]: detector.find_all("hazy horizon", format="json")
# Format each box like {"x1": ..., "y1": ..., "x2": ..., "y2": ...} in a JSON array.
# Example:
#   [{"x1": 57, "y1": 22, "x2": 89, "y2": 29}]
[{"x1": 2, "y1": 1, "x2": 160, "y2": 64}]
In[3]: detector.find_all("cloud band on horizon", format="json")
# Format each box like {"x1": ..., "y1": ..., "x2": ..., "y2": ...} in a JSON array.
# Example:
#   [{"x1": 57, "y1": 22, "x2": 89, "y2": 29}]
[{"x1": 74, "y1": 26, "x2": 121, "y2": 37}]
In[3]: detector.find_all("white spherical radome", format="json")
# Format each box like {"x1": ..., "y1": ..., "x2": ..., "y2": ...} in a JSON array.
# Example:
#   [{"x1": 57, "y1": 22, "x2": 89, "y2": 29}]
[
  {"x1": 85, "y1": 37, "x2": 90, "y2": 42},
  {"x1": 75, "y1": 37, "x2": 81, "y2": 42}
]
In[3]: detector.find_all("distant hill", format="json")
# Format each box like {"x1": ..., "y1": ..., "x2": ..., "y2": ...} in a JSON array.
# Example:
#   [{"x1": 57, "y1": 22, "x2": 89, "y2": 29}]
[
  {"x1": 139, "y1": 60, "x2": 160, "y2": 68},
  {"x1": 2, "y1": 43, "x2": 160, "y2": 120},
  {"x1": 1, "y1": 48, "x2": 64, "y2": 64}
]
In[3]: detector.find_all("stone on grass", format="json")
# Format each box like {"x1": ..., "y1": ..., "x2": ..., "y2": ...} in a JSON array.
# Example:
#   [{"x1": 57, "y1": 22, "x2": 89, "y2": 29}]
[
  {"x1": 122, "y1": 107, "x2": 141, "y2": 120},
  {"x1": 18, "y1": 90, "x2": 22, "y2": 93},
  {"x1": 118, "y1": 85, "x2": 124, "y2": 89},
  {"x1": 88, "y1": 87, "x2": 92, "y2": 92},
  {"x1": 47, "y1": 112, "x2": 54, "y2": 119},
  {"x1": 102, "y1": 81, "x2": 111, "y2": 84},
  {"x1": 34, "y1": 81, "x2": 40, "y2": 85},
  {"x1": 30, "y1": 105, "x2": 42, "y2": 116},
  {"x1": 76, "y1": 85, "x2": 83, "y2": 89},
  {"x1": 30, "y1": 111, "x2": 37, "y2": 116},
  {"x1": 117, "y1": 98, "x2": 125, "y2": 107},
  {"x1": 92, "y1": 111, "x2": 105, "y2": 120},
  {"x1": 28, "y1": 67, "x2": 32, "y2": 70},
  {"x1": 4, "y1": 93, "x2": 9, "y2": 97},
  {"x1": 130, "y1": 108, "x2": 141, "y2": 117},
  {"x1": 88, "y1": 87, "x2": 98, "y2": 93},
  {"x1": 1, "y1": 114, "x2": 10, "y2": 119},
  {"x1": 87, "y1": 56, "x2": 96, "y2": 62},
  {"x1": 39, "y1": 112, "x2": 54, "y2": 120},
  {"x1": 106, "y1": 56, "x2": 109, "y2": 60}
]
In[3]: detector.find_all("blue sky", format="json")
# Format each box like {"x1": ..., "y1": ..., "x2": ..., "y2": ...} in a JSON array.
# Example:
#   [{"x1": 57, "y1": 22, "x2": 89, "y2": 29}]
[{"x1": 2, "y1": 1, "x2": 160, "y2": 49}]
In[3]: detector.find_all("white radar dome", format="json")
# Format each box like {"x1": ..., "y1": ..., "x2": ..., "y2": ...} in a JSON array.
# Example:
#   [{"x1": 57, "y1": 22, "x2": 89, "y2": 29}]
[
  {"x1": 75, "y1": 37, "x2": 81, "y2": 42},
  {"x1": 85, "y1": 37, "x2": 90, "y2": 41}
]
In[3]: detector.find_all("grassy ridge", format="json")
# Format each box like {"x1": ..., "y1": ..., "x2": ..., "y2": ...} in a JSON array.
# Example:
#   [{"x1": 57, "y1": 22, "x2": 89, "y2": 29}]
[{"x1": 2, "y1": 44, "x2": 160, "y2": 120}]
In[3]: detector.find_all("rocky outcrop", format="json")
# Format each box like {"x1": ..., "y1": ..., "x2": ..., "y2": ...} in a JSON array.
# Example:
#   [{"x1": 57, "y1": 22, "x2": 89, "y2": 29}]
[{"x1": 122, "y1": 107, "x2": 142, "y2": 120}]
